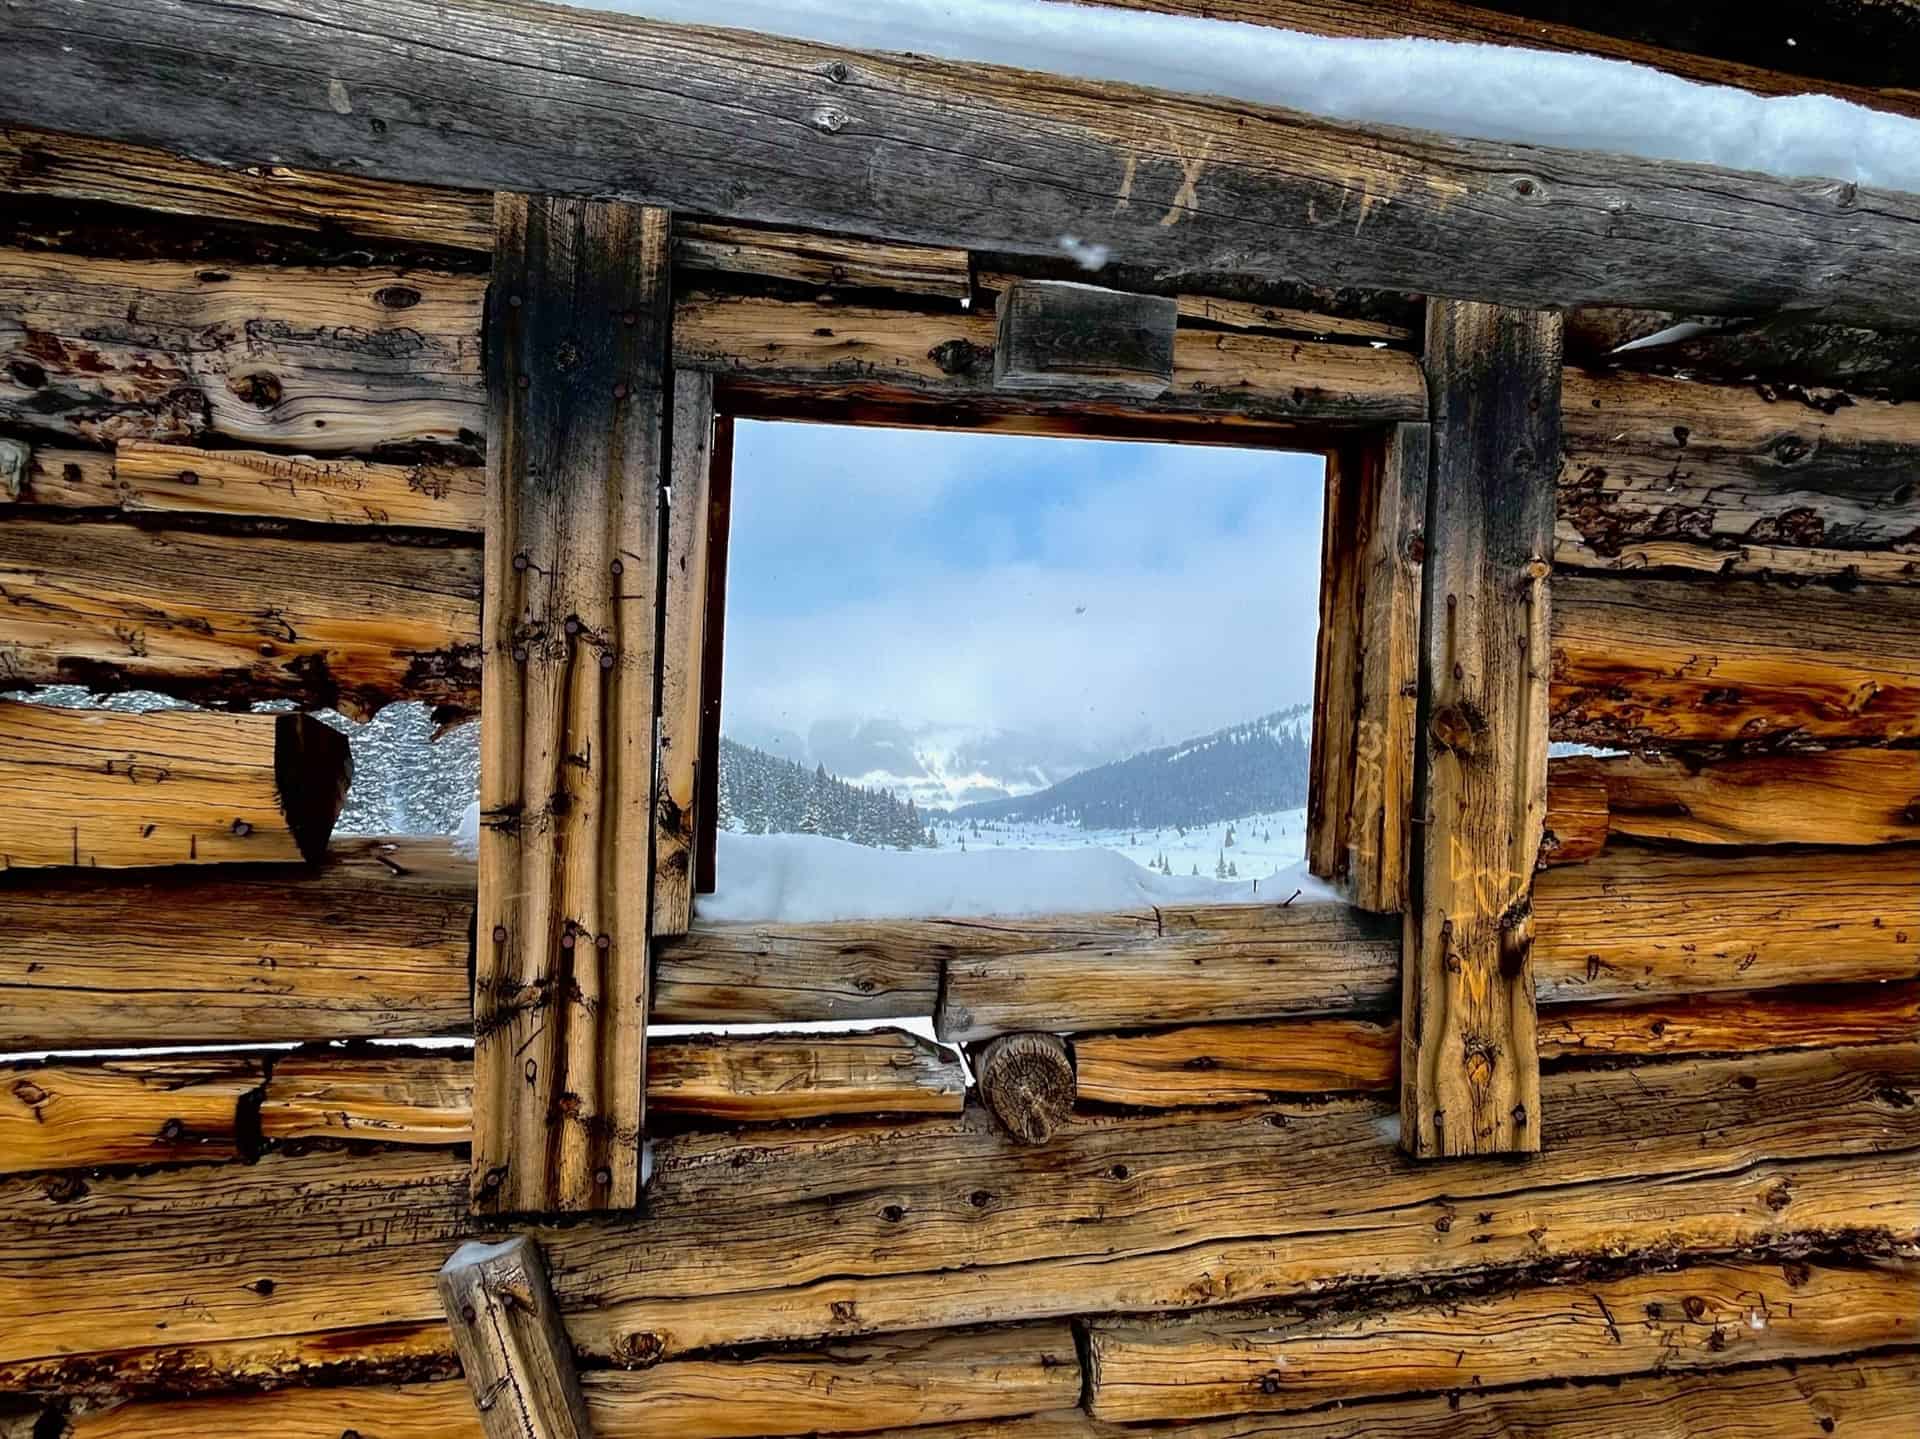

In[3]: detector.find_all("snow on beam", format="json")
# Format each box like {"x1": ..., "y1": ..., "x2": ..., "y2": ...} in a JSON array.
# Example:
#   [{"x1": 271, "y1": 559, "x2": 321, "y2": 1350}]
[{"x1": 7, "y1": 0, "x2": 1920, "y2": 325}]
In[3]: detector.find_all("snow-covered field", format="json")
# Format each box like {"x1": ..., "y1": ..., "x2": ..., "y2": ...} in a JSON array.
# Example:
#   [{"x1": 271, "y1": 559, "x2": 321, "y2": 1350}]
[{"x1": 930, "y1": 806, "x2": 1309, "y2": 890}]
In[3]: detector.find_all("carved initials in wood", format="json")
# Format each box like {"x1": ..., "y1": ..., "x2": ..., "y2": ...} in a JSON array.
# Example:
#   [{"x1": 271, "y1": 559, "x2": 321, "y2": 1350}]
[{"x1": 1113, "y1": 129, "x2": 1212, "y2": 225}]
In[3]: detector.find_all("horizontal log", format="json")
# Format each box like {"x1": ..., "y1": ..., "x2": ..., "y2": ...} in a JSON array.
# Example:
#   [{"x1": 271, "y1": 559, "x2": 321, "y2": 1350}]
[
  {"x1": 1597, "y1": 747, "x2": 1920, "y2": 847},
  {"x1": 1075, "y1": 1018, "x2": 1398, "y2": 1107},
  {"x1": 937, "y1": 903, "x2": 1401, "y2": 1043},
  {"x1": 10, "y1": 0, "x2": 1920, "y2": 325},
  {"x1": 105, "y1": 441, "x2": 485, "y2": 530},
  {"x1": 1532, "y1": 846, "x2": 1920, "y2": 1004},
  {"x1": 1559, "y1": 367, "x2": 1920, "y2": 556},
  {"x1": 1, "y1": 1043, "x2": 1912, "y2": 1388},
  {"x1": 63, "y1": 1351, "x2": 1920, "y2": 1439},
  {"x1": 1550, "y1": 574, "x2": 1920, "y2": 745},
  {"x1": 1085, "y1": 1258, "x2": 1919, "y2": 1421},
  {"x1": 1539, "y1": 982, "x2": 1920, "y2": 1061},
  {"x1": 651, "y1": 918, "x2": 950, "y2": 1024},
  {"x1": 0, "y1": 702, "x2": 350, "y2": 867},
  {"x1": 1555, "y1": 529, "x2": 1920, "y2": 585},
  {"x1": 0, "y1": 1058, "x2": 261, "y2": 1174},
  {"x1": 0, "y1": 839, "x2": 474, "y2": 1051},
  {"x1": 1538, "y1": 757, "x2": 1608, "y2": 866},
  {"x1": 649, "y1": 1029, "x2": 966, "y2": 1122},
  {"x1": 0, "y1": 518, "x2": 480, "y2": 717},
  {"x1": 257, "y1": 1052, "x2": 469, "y2": 1147}
]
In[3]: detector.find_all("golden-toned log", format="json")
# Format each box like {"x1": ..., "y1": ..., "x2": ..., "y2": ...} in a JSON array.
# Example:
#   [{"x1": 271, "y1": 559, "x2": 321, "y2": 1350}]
[
  {"x1": 1595, "y1": 747, "x2": 1920, "y2": 848},
  {"x1": 111, "y1": 442, "x2": 484, "y2": 530},
  {"x1": 975, "y1": 1032, "x2": 1076, "y2": 1144},
  {"x1": 1555, "y1": 530, "x2": 1920, "y2": 586},
  {"x1": 1551, "y1": 574, "x2": 1920, "y2": 745},
  {"x1": 0, "y1": 1044, "x2": 1912, "y2": 1389},
  {"x1": 0, "y1": 1058, "x2": 261, "y2": 1174},
  {"x1": 1084, "y1": 1259, "x2": 1919, "y2": 1422},
  {"x1": 0, "y1": 518, "x2": 481, "y2": 718},
  {"x1": 1540, "y1": 981, "x2": 1920, "y2": 1060},
  {"x1": 1075, "y1": 1018, "x2": 1398, "y2": 1107},
  {"x1": 1533, "y1": 846, "x2": 1920, "y2": 1003},
  {"x1": 0, "y1": 839, "x2": 474, "y2": 1051},
  {"x1": 1538, "y1": 756, "x2": 1609, "y2": 866},
  {"x1": 937, "y1": 902, "x2": 1399, "y2": 1043},
  {"x1": 258, "y1": 1053, "x2": 472, "y2": 1147},
  {"x1": 0, "y1": 702, "x2": 350, "y2": 867},
  {"x1": 649, "y1": 1029, "x2": 966, "y2": 1122}
]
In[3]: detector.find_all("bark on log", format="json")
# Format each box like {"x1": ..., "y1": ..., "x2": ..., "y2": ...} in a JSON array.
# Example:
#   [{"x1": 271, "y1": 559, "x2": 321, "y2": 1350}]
[
  {"x1": 0, "y1": 1044, "x2": 1911, "y2": 1387},
  {"x1": 1403, "y1": 301, "x2": 1560, "y2": 1157},
  {"x1": 0, "y1": 702, "x2": 350, "y2": 867},
  {"x1": 974, "y1": 1033, "x2": 1075, "y2": 1144},
  {"x1": 1539, "y1": 981, "x2": 1920, "y2": 1061},
  {"x1": 473, "y1": 195, "x2": 667, "y2": 1215},
  {"x1": 0, "y1": 518, "x2": 480, "y2": 719},
  {"x1": 1551, "y1": 574, "x2": 1920, "y2": 746},
  {"x1": 1085, "y1": 1258, "x2": 1920, "y2": 1422},
  {"x1": 0, "y1": 1058, "x2": 261, "y2": 1174},
  {"x1": 1076, "y1": 1018, "x2": 1398, "y2": 1107},
  {"x1": 1584, "y1": 748, "x2": 1920, "y2": 848},
  {"x1": 437, "y1": 1236, "x2": 591, "y2": 1439},
  {"x1": 10, "y1": 0, "x2": 1920, "y2": 323},
  {"x1": 1533, "y1": 846, "x2": 1920, "y2": 1003}
]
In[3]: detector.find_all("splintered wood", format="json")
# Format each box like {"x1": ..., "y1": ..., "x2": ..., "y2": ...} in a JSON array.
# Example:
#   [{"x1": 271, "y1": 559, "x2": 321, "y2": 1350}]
[
  {"x1": 473, "y1": 195, "x2": 669, "y2": 1214},
  {"x1": 1402, "y1": 301, "x2": 1562, "y2": 1157}
]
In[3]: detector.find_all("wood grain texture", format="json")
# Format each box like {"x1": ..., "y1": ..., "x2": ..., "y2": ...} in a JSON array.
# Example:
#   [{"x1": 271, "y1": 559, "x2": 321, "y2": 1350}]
[
  {"x1": 1403, "y1": 301, "x2": 1561, "y2": 1157},
  {"x1": 0, "y1": 1058, "x2": 261, "y2": 1174},
  {"x1": 1537, "y1": 756, "x2": 1609, "y2": 866},
  {"x1": 649, "y1": 1029, "x2": 967, "y2": 1121},
  {"x1": 651, "y1": 372, "x2": 713, "y2": 939},
  {"x1": 1307, "y1": 425, "x2": 1427, "y2": 911},
  {"x1": 0, "y1": 701, "x2": 349, "y2": 867},
  {"x1": 1588, "y1": 747, "x2": 1920, "y2": 848},
  {"x1": 0, "y1": 518, "x2": 480, "y2": 719},
  {"x1": 975, "y1": 1032, "x2": 1076, "y2": 1144},
  {"x1": 473, "y1": 195, "x2": 667, "y2": 1214},
  {"x1": 107, "y1": 441, "x2": 485, "y2": 530},
  {"x1": 1551, "y1": 574, "x2": 1920, "y2": 745},
  {"x1": 438, "y1": 1236, "x2": 591, "y2": 1439},
  {"x1": 9, "y1": 0, "x2": 1920, "y2": 323},
  {"x1": 1533, "y1": 845, "x2": 1920, "y2": 1003},
  {"x1": 992, "y1": 280, "x2": 1177, "y2": 397},
  {"x1": 652, "y1": 915, "x2": 945, "y2": 1025},
  {"x1": 0, "y1": 838, "x2": 473, "y2": 1050},
  {"x1": 1539, "y1": 981, "x2": 1920, "y2": 1060},
  {"x1": 1085, "y1": 1259, "x2": 1920, "y2": 1421},
  {"x1": 0, "y1": 1045, "x2": 1912, "y2": 1387},
  {"x1": 937, "y1": 903, "x2": 1400, "y2": 1043},
  {"x1": 1076, "y1": 1018, "x2": 1398, "y2": 1107},
  {"x1": 1556, "y1": 530, "x2": 1920, "y2": 586},
  {"x1": 259, "y1": 1052, "x2": 472, "y2": 1146},
  {"x1": 693, "y1": 414, "x2": 733, "y2": 897}
]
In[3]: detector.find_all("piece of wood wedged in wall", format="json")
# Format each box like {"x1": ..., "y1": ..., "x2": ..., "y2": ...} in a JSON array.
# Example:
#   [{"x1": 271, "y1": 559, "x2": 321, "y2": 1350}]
[
  {"x1": 109, "y1": 441, "x2": 486, "y2": 530},
  {"x1": 1537, "y1": 756, "x2": 1609, "y2": 866},
  {"x1": 974, "y1": 269, "x2": 1415, "y2": 346},
  {"x1": 1588, "y1": 748, "x2": 1920, "y2": 848},
  {"x1": 1, "y1": 1044, "x2": 1913, "y2": 1386},
  {"x1": 975, "y1": 1032, "x2": 1075, "y2": 1143},
  {"x1": 1539, "y1": 980, "x2": 1920, "y2": 1061},
  {"x1": 649, "y1": 1029, "x2": 967, "y2": 1121},
  {"x1": 0, "y1": 518, "x2": 481, "y2": 719},
  {"x1": 0, "y1": 701, "x2": 350, "y2": 867},
  {"x1": 474, "y1": 195, "x2": 668, "y2": 1215},
  {"x1": 13, "y1": 1, "x2": 1920, "y2": 323},
  {"x1": 1403, "y1": 301, "x2": 1561, "y2": 1157},
  {"x1": 1550, "y1": 574, "x2": 1920, "y2": 745},
  {"x1": 652, "y1": 372, "x2": 714, "y2": 938},
  {"x1": 0, "y1": 1057, "x2": 262, "y2": 1175},
  {"x1": 0, "y1": 439, "x2": 24, "y2": 501},
  {"x1": 1076, "y1": 1017, "x2": 1399, "y2": 1107},
  {"x1": 992, "y1": 280, "x2": 1177, "y2": 397},
  {"x1": 438, "y1": 1235, "x2": 591, "y2": 1439},
  {"x1": 1555, "y1": 529, "x2": 1920, "y2": 586},
  {"x1": 260, "y1": 1052, "x2": 472, "y2": 1147},
  {"x1": 0, "y1": 838, "x2": 473, "y2": 1051},
  {"x1": 1084, "y1": 1257, "x2": 1920, "y2": 1422}
]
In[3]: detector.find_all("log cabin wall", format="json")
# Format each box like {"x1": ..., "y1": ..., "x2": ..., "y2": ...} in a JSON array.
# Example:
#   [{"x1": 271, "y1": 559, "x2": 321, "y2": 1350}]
[{"x1": 1, "y1": 9, "x2": 1919, "y2": 1434}]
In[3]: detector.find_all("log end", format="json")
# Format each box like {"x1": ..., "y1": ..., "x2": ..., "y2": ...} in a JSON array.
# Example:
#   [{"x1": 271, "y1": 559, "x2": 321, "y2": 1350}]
[
  {"x1": 977, "y1": 1032, "x2": 1076, "y2": 1145},
  {"x1": 274, "y1": 713, "x2": 353, "y2": 863}
]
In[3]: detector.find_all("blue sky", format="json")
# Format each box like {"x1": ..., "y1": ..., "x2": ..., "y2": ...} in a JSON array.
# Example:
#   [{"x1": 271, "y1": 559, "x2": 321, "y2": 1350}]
[{"x1": 723, "y1": 421, "x2": 1326, "y2": 750}]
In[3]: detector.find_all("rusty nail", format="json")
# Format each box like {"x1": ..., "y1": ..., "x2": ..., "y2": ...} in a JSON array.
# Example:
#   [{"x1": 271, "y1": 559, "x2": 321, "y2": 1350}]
[
  {"x1": 594, "y1": 1167, "x2": 612, "y2": 1187},
  {"x1": 492, "y1": 924, "x2": 508, "y2": 944},
  {"x1": 610, "y1": 558, "x2": 624, "y2": 576},
  {"x1": 595, "y1": 933, "x2": 610, "y2": 951},
  {"x1": 512, "y1": 552, "x2": 529, "y2": 571},
  {"x1": 561, "y1": 931, "x2": 576, "y2": 950},
  {"x1": 231, "y1": 819, "x2": 252, "y2": 837},
  {"x1": 599, "y1": 652, "x2": 615, "y2": 670}
]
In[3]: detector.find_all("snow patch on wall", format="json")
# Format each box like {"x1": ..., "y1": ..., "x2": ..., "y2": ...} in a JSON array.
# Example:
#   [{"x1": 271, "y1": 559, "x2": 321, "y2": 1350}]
[{"x1": 569, "y1": 0, "x2": 1920, "y2": 192}]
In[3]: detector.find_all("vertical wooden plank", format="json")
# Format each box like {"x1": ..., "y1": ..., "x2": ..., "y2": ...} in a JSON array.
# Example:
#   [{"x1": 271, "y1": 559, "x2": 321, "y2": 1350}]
[
  {"x1": 1306, "y1": 443, "x2": 1364, "y2": 884},
  {"x1": 1401, "y1": 301, "x2": 1560, "y2": 1158},
  {"x1": 438, "y1": 1236, "x2": 592, "y2": 1439},
  {"x1": 693, "y1": 414, "x2": 736, "y2": 897},
  {"x1": 652, "y1": 372, "x2": 716, "y2": 937},
  {"x1": 474, "y1": 195, "x2": 670, "y2": 1213}
]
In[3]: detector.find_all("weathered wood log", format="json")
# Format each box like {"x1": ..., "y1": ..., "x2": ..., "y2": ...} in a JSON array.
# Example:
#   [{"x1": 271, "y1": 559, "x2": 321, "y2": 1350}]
[
  {"x1": 651, "y1": 1029, "x2": 966, "y2": 1122},
  {"x1": 1533, "y1": 845, "x2": 1920, "y2": 1003},
  {"x1": 1586, "y1": 747, "x2": 1920, "y2": 848},
  {"x1": 1403, "y1": 301, "x2": 1560, "y2": 1157},
  {"x1": 0, "y1": 701, "x2": 350, "y2": 868},
  {"x1": 0, "y1": 438, "x2": 24, "y2": 500},
  {"x1": 975, "y1": 1033, "x2": 1075, "y2": 1144},
  {"x1": 1559, "y1": 367, "x2": 1920, "y2": 556},
  {"x1": 0, "y1": 1044, "x2": 1912, "y2": 1388},
  {"x1": 473, "y1": 195, "x2": 668, "y2": 1215},
  {"x1": 110, "y1": 441, "x2": 486, "y2": 529},
  {"x1": 937, "y1": 903, "x2": 1400, "y2": 1043},
  {"x1": 1084, "y1": 1258, "x2": 1920, "y2": 1422},
  {"x1": 992, "y1": 280, "x2": 1177, "y2": 398},
  {"x1": 1537, "y1": 756, "x2": 1609, "y2": 866},
  {"x1": 652, "y1": 373, "x2": 714, "y2": 939},
  {"x1": 1308, "y1": 424, "x2": 1427, "y2": 910},
  {"x1": 693, "y1": 413, "x2": 733, "y2": 898},
  {"x1": 1076, "y1": 1018, "x2": 1398, "y2": 1107},
  {"x1": 11, "y1": 0, "x2": 1920, "y2": 324},
  {"x1": 0, "y1": 519, "x2": 480, "y2": 718},
  {"x1": 259, "y1": 1052, "x2": 472, "y2": 1147},
  {"x1": 653, "y1": 918, "x2": 945, "y2": 1026},
  {"x1": 438, "y1": 1236, "x2": 591, "y2": 1439},
  {"x1": 0, "y1": 1058, "x2": 261, "y2": 1174},
  {"x1": 1551, "y1": 574, "x2": 1920, "y2": 745},
  {"x1": 1556, "y1": 529, "x2": 1920, "y2": 586},
  {"x1": 1539, "y1": 981, "x2": 1920, "y2": 1061}
]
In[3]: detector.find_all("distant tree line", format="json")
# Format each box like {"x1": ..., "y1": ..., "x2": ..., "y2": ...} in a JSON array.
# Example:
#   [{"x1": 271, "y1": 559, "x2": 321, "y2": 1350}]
[{"x1": 718, "y1": 737, "x2": 936, "y2": 849}]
